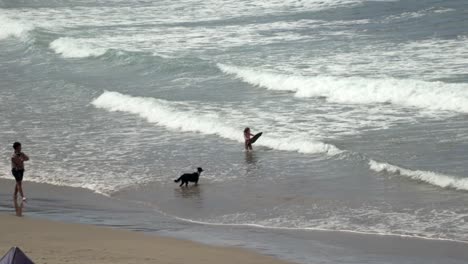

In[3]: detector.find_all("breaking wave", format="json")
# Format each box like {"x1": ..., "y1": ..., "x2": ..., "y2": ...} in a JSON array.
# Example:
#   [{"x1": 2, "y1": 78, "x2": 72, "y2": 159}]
[
  {"x1": 92, "y1": 91, "x2": 342, "y2": 156},
  {"x1": 50, "y1": 37, "x2": 108, "y2": 58},
  {"x1": 219, "y1": 64, "x2": 468, "y2": 113},
  {"x1": 0, "y1": 15, "x2": 33, "y2": 40},
  {"x1": 369, "y1": 160, "x2": 468, "y2": 191}
]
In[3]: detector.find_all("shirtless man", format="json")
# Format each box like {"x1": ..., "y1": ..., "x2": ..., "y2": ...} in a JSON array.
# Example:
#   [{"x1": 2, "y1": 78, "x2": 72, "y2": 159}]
[{"x1": 11, "y1": 142, "x2": 29, "y2": 201}]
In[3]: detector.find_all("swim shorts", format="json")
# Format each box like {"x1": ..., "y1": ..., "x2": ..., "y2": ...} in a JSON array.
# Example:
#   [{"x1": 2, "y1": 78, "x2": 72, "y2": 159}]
[{"x1": 11, "y1": 169, "x2": 24, "y2": 182}]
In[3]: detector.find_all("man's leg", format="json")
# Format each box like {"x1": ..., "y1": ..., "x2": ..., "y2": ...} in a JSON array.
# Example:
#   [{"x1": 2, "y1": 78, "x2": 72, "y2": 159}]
[
  {"x1": 14, "y1": 184, "x2": 18, "y2": 198},
  {"x1": 17, "y1": 181, "x2": 24, "y2": 198}
]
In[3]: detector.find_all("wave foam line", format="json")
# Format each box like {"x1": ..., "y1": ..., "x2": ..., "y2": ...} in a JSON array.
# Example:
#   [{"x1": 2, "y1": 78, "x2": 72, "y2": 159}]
[
  {"x1": 174, "y1": 217, "x2": 468, "y2": 244},
  {"x1": 133, "y1": 199, "x2": 467, "y2": 245},
  {"x1": 92, "y1": 91, "x2": 342, "y2": 155},
  {"x1": 218, "y1": 64, "x2": 468, "y2": 113},
  {"x1": 0, "y1": 172, "x2": 112, "y2": 196},
  {"x1": 369, "y1": 160, "x2": 468, "y2": 191}
]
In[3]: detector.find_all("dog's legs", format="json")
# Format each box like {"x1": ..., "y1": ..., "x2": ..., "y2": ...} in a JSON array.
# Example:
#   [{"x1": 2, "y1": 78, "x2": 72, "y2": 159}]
[{"x1": 180, "y1": 181, "x2": 184, "y2": 187}]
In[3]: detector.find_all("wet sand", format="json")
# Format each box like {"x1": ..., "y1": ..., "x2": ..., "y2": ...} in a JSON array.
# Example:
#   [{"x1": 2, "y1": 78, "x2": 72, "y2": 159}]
[
  {"x1": 0, "y1": 179, "x2": 293, "y2": 264},
  {"x1": 0, "y1": 212, "x2": 293, "y2": 264},
  {"x1": 0, "y1": 214, "x2": 295, "y2": 264}
]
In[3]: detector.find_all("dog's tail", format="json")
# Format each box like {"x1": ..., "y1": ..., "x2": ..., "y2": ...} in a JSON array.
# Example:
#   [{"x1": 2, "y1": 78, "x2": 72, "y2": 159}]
[{"x1": 174, "y1": 177, "x2": 181, "y2": 183}]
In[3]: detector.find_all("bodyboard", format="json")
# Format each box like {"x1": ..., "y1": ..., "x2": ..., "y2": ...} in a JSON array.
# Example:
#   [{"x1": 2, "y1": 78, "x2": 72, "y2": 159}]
[{"x1": 250, "y1": 132, "x2": 263, "y2": 144}]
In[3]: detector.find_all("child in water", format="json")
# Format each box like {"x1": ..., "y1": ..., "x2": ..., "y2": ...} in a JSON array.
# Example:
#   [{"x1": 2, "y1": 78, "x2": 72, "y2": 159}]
[{"x1": 244, "y1": 127, "x2": 254, "y2": 151}]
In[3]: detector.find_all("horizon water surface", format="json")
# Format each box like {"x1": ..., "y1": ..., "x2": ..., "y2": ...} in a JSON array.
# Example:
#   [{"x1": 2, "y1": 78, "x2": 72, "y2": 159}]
[{"x1": 1, "y1": 0, "x2": 468, "y2": 263}]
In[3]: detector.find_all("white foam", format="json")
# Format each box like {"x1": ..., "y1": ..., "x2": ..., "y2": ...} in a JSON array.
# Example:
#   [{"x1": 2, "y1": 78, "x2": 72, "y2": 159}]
[
  {"x1": 0, "y1": 0, "x2": 368, "y2": 33},
  {"x1": 369, "y1": 160, "x2": 468, "y2": 191},
  {"x1": 218, "y1": 64, "x2": 468, "y2": 114},
  {"x1": 154, "y1": 208, "x2": 468, "y2": 244},
  {"x1": 0, "y1": 158, "x2": 158, "y2": 196},
  {"x1": 383, "y1": 7, "x2": 455, "y2": 22},
  {"x1": 49, "y1": 37, "x2": 108, "y2": 58},
  {"x1": 92, "y1": 91, "x2": 342, "y2": 155},
  {"x1": 261, "y1": 34, "x2": 468, "y2": 84},
  {"x1": 0, "y1": 1, "x2": 372, "y2": 57},
  {"x1": 0, "y1": 15, "x2": 33, "y2": 40}
]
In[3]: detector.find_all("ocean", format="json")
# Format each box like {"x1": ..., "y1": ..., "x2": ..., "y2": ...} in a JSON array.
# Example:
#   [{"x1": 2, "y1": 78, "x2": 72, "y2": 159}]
[{"x1": 1, "y1": 0, "x2": 468, "y2": 263}]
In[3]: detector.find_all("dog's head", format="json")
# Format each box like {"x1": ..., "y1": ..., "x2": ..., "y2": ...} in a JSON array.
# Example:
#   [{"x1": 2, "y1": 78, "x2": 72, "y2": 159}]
[{"x1": 197, "y1": 167, "x2": 203, "y2": 173}]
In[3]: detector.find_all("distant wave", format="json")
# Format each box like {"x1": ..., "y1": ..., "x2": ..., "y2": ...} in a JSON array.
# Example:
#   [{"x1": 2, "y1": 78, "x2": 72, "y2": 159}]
[
  {"x1": 369, "y1": 160, "x2": 468, "y2": 191},
  {"x1": 92, "y1": 91, "x2": 342, "y2": 155},
  {"x1": 383, "y1": 7, "x2": 455, "y2": 23},
  {"x1": 0, "y1": 15, "x2": 33, "y2": 40},
  {"x1": 218, "y1": 64, "x2": 468, "y2": 113},
  {"x1": 50, "y1": 37, "x2": 108, "y2": 58}
]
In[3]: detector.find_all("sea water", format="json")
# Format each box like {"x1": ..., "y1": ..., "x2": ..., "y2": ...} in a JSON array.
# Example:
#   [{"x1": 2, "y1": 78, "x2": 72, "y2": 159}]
[{"x1": 1, "y1": 0, "x2": 468, "y2": 263}]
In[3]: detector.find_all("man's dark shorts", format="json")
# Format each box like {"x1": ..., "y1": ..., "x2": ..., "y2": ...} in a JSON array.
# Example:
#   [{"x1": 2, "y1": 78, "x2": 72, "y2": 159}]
[{"x1": 11, "y1": 169, "x2": 24, "y2": 182}]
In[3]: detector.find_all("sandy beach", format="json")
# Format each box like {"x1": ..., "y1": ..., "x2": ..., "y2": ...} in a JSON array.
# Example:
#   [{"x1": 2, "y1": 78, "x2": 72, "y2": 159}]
[{"x1": 0, "y1": 213, "x2": 292, "y2": 264}]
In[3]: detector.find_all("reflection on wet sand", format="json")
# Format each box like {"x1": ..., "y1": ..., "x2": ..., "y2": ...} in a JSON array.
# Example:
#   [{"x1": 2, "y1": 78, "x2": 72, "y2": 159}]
[
  {"x1": 14, "y1": 199, "x2": 24, "y2": 217},
  {"x1": 173, "y1": 186, "x2": 204, "y2": 208},
  {"x1": 174, "y1": 185, "x2": 201, "y2": 199}
]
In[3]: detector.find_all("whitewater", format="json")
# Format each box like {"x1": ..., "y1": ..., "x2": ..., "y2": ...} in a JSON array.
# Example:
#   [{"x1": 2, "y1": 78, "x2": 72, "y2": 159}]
[{"x1": 218, "y1": 64, "x2": 468, "y2": 113}]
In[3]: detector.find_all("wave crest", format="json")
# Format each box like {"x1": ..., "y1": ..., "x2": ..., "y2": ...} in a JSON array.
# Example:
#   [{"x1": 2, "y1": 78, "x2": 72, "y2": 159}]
[
  {"x1": 218, "y1": 64, "x2": 468, "y2": 113},
  {"x1": 369, "y1": 160, "x2": 468, "y2": 191},
  {"x1": 92, "y1": 91, "x2": 342, "y2": 156},
  {"x1": 50, "y1": 37, "x2": 108, "y2": 58}
]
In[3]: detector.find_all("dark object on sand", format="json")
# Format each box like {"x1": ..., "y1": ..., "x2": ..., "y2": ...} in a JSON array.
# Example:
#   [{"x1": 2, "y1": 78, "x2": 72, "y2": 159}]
[{"x1": 0, "y1": 247, "x2": 35, "y2": 264}]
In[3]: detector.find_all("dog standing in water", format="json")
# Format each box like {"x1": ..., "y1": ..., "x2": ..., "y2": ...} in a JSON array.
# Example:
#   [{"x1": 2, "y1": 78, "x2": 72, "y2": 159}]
[{"x1": 174, "y1": 167, "x2": 203, "y2": 187}]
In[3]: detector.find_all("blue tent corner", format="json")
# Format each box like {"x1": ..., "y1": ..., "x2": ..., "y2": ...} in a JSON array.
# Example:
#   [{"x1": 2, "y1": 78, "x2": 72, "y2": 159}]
[{"x1": 0, "y1": 247, "x2": 34, "y2": 264}]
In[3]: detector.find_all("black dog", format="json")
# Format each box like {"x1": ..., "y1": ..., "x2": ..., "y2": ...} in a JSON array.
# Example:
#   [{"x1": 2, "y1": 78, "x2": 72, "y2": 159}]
[{"x1": 174, "y1": 167, "x2": 203, "y2": 187}]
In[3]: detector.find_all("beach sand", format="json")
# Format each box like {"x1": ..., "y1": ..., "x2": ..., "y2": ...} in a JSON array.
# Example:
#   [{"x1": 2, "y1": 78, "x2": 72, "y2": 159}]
[{"x1": 0, "y1": 213, "x2": 292, "y2": 264}]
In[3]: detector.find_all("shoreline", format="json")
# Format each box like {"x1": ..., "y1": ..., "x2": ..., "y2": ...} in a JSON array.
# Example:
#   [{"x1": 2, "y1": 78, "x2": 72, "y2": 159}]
[
  {"x1": 0, "y1": 214, "x2": 292, "y2": 264},
  {"x1": 2, "y1": 179, "x2": 468, "y2": 264},
  {"x1": 0, "y1": 179, "x2": 294, "y2": 264}
]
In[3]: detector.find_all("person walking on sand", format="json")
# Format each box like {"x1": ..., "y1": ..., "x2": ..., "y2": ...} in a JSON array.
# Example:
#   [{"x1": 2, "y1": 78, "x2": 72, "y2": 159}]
[
  {"x1": 11, "y1": 142, "x2": 29, "y2": 201},
  {"x1": 244, "y1": 127, "x2": 255, "y2": 151}
]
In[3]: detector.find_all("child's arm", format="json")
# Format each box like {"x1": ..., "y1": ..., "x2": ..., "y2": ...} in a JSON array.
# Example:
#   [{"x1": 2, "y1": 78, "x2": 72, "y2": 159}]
[{"x1": 21, "y1": 152, "x2": 29, "y2": 161}]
